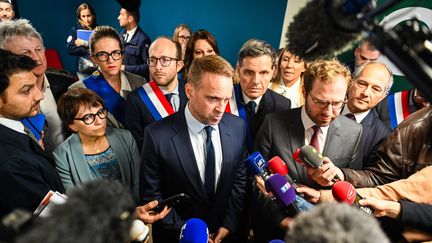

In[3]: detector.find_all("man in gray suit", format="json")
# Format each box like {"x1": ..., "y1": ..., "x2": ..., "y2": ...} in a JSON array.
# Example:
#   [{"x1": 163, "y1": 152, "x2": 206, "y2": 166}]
[{"x1": 252, "y1": 59, "x2": 363, "y2": 241}]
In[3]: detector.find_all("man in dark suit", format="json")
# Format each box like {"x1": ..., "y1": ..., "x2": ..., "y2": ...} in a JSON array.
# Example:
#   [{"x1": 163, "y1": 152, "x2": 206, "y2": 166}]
[
  {"x1": 125, "y1": 37, "x2": 187, "y2": 150},
  {"x1": 342, "y1": 61, "x2": 392, "y2": 166},
  {"x1": 0, "y1": 49, "x2": 65, "y2": 220},
  {"x1": 0, "y1": 19, "x2": 76, "y2": 152},
  {"x1": 228, "y1": 39, "x2": 291, "y2": 150},
  {"x1": 118, "y1": 6, "x2": 151, "y2": 80},
  {"x1": 140, "y1": 55, "x2": 247, "y2": 243},
  {"x1": 253, "y1": 59, "x2": 363, "y2": 241}
]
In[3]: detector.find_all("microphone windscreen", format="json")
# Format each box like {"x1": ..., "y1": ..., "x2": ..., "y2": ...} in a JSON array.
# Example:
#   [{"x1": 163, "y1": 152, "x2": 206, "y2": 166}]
[
  {"x1": 332, "y1": 181, "x2": 356, "y2": 205},
  {"x1": 268, "y1": 156, "x2": 288, "y2": 176},
  {"x1": 244, "y1": 152, "x2": 268, "y2": 176},
  {"x1": 287, "y1": 0, "x2": 361, "y2": 61},
  {"x1": 298, "y1": 145, "x2": 324, "y2": 168},
  {"x1": 265, "y1": 174, "x2": 296, "y2": 207},
  {"x1": 179, "y1": 218, "x2": 208, "y2": 243}
]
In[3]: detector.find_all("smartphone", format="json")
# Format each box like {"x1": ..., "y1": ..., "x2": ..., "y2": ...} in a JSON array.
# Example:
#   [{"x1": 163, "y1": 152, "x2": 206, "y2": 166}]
[{"x1": 153, "y1": 193, "x2": 191, "y2": 212}]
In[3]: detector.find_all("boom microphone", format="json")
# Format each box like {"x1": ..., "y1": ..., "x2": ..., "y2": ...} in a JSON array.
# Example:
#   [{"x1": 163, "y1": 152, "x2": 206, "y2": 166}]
[
  {"x1": 287, "y1": 0, "x2": 370, "y2": 61},
  {"x1": 332, "y1": 181, "x2": 373, "y2": 214},
  {"x1": 244, "y1": 152, "x2": 271, "y2": 180},
  {"x1": 179, "y1": 218, "x2": 209, "y2": 243}
]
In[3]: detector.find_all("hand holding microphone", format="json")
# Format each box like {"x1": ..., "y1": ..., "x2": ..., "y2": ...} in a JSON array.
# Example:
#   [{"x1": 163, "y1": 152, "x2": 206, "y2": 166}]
[
  {"x1": 293, "y1": 145, "x2": 344, "y2": 186},
  {"x1": 332, "y1": 181, "x2": 373, "y2": 215}
]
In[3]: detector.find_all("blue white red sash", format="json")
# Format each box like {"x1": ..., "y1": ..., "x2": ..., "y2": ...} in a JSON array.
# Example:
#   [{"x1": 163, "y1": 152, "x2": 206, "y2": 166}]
[
  {"x1": 137, "y1": 81, "x2": 174, "y2": 121},
  {"x1": 22, "y1": 113, "x2": 46, "y2": 141},
  {"x1": 83, "y1": 72, "x2": 127, "y2": 125},
  {"x1": 388, "y1": 90, "x2": 411, "y2": 129},
  {"x1": 225, "y1": 84, "x2": 254, "y2": 151}
]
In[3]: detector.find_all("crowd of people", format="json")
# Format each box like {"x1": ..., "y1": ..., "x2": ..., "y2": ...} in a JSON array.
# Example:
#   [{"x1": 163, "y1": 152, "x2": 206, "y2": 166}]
[{"x1": 0, "y1": 1, "x2": 431, "y2": 243}]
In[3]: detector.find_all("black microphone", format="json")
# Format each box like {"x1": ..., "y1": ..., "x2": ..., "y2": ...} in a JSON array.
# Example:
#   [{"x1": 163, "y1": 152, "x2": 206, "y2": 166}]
[
  {"x1": 293, "y1": 145, "x2": 341, "y2": 181},
  {"x1": 286, "y1": 0, "x2": 372, "y2": 61}
]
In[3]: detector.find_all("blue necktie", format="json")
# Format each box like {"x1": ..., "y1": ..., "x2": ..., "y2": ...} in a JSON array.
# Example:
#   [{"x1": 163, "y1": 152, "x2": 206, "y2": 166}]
[{"x1": 204, "y1": 126, "x2": 215, "y2": 200}]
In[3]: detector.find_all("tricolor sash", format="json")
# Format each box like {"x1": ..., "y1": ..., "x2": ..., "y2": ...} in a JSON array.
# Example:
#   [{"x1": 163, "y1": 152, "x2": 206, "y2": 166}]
[
  {"x1": 225, "y1": 84, "x2": 254, "y2": 151},
  {"x1": 388, "y1": 90, "x2": 411, "y2": 129},
  {"x1": 137, "y1": 81, "x2": 175, "y2": 121},
  {"x1": 22, "y1": 113, "x2": 46, "y2": 141},
  {"x1": 83, "y1": 72, "x2": 127, "y2": 125}
]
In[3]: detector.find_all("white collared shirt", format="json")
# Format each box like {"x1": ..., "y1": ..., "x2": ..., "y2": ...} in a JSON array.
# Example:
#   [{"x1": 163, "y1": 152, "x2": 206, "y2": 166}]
[
  {"x1": 341, "y1": 106, "x2": 370, "y2": 123},
  {"x1": 242, "y1": 91, "x2": 263, "y2": 113},
  {"x1": 270, "y1": 78, "x2": 302, "y2": 108},
  {"x1": 184, "y1": 104, "x2": 223, "y2": 192},
  {"x1": 124, "y1": 26, "x2": 137, "y2": 43},
  {"x1": 160, "y1": 82, "x2": 180, "y2": 112},
  {"x1": 300, "y1": 106, "x2": 329, "y2": 152},
  {"x1": 0, "y1": 117, "x2": 26, "y2": 134}
]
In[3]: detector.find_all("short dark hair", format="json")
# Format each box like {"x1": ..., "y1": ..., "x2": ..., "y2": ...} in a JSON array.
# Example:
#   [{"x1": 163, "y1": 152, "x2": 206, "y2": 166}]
[
  {"x1": 125, "y1": 8, "x2": 140, "y2": 24},
  {"x1": 57, "y1": 88, "x2": 104, "y2": 131},
  {"x1": 0, "y1": 49, "x2": 37, "y2": 97},
  {"x1": 237, "y1": 39, "x2": 277, "y2": 67},
  {"x1": 89, "y1": 26, "x2": 122, "y2": 53},
  {"x1": 17, "y1": 180, "x2": 136, "y2": 243}
]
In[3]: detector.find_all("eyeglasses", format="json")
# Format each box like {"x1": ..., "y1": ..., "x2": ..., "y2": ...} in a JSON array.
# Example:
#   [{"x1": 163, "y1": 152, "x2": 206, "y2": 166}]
[
  {"x1": 74, "y1": 108, "x2": 108, "y2": 125},
  {"x1": 147, "y1": 56, "x2": 178, "y2": 67},
  {"x1": 309, "y1": 94, "x2": 346, "y2": 110},
  {"x1": 93, "y1": 50, "x2": 123, "y2": 62},
  {"x1": 178, "y1": 35, "x2": 190, "y2": 41}
]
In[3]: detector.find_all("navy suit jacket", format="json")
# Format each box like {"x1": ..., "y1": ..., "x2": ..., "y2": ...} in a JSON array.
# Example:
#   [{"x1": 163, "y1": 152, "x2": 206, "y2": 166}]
[
  {"x1": 139, "y1": 109, "x2": 247, "y2": 242},
  {"x1": 125, "y1": 79, "x2": 188, "y2": 150},
  {"x1": 0, "y1": 124, "x2": 64, "y2": 218},
  {"x1": 360, "y1": 110, "x2": 391, "y2": 166},
  {"x1": 121, "y1": 26, "x2": 151, "y2": 80}
]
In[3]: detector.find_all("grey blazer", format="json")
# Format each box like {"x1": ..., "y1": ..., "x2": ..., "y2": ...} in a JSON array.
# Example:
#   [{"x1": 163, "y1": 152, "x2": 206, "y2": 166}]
[
  {"x1": 255, "y1": 107, "x2": 363, "y2": 187},
  {"x1": 53, "y1": 127, "x2": 140, "y2": 201},
  {"x1": 69, "y1": 71, "x2": 146, "y2": 128}
]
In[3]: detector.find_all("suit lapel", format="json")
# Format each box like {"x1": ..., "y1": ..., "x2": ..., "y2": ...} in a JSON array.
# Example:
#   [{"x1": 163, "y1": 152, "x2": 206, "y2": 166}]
[
  {"x1": 288, "y1": 109, "x2": 306, "y2": 180},
  {"x1": 171, "y1": 112, "x2": 208, "y2": 200},
  {"x1": 214, "y1": 116, "x2": 233, "y2": 198},
  {"x1": 323, "y1": 118, "x2": 342, "y2": 155}
]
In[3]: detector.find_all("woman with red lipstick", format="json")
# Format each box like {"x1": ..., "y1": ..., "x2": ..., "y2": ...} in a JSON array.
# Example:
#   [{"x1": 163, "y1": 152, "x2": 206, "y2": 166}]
[
  {"x1": 270, "y1": 47, "x2": 307, "y2": 108},
  {"x1": 70, "y1": 26, "x2": 146, "y2": 128},
  {"x1": 54, "y1": 88, "x2": 141, "y2": 202}
]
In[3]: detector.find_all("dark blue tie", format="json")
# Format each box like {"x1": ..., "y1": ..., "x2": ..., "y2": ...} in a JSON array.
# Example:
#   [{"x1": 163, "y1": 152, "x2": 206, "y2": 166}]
[
  {"x1": 247, "y1": 101, "x2": 257, "y2": 124},
  {"x1": 204, "y1": 126, "x2": 215, "y2": 200},
  {"x1": 164, "y1": 93, "x2": 173, "y2": 103}
]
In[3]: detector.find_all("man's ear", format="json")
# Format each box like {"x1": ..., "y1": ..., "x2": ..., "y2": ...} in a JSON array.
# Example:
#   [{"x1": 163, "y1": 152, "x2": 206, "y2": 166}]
[
  {"x1": 176, "y1": 60, "x2": 184, "y2": 72},
  {"x1": 185, "y1": 82, "x2": 194, "y2": 99}
]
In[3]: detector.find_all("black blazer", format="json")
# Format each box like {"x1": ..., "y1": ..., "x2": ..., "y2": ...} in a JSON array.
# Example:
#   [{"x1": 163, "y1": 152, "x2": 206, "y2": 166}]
[
  {"x1": 239, "y1": 87, "x2": 291, "y2": 139},
  {"x1": 125, "y1": 79, "x2": 188, "y2": 150},
  {"x1": 46, "y1": 71, "x2": 76, "y2": 102},
  {"x1": 139, "y1": 109, "x2": 247, "y2": 242},
  {"x1": 360, "y1": 110, "x2": 391, "y2": 166},
  {"x1": 0, "y1": 124, "x2": 64, "y2": 218}
]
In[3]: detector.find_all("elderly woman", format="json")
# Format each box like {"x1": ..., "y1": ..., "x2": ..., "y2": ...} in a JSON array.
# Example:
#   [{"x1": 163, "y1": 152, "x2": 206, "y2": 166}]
[
  {"x1": 54, "y1": 88, "x2": 140, "y2": 201},
  {"x1": 172, "y1": 23, "x2": 192, "y2": 61},
  {"x1": 269, "y1": 47, "x2": 307, "y2": 108},
  {"x1": 182, "y1": 29, "x2": 219, "y2": 78},
  {"x1": 70, "y1": 25, "x2": 146, "y2": 128},
  {"x1": 67, "y1": 3, "x2": 98, "y2": 78}
]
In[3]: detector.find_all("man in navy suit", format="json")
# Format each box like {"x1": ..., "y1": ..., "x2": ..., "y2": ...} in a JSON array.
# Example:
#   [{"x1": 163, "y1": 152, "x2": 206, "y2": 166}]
[
  {"x1": 342, "y1": 61, "x2": 392, "y2": 166},
  {"x1": 125, "y1": 37, "x2": 187, "y2": 150},
  {"x1": 0, "y1": 49, "x2": 64, "y2": 219},
  {"x1": 140, "y1": 55, "x2": 247, "y2": 243},
  {"x1": 118, "y1": 7, "x2": 151, "y2": 80}
]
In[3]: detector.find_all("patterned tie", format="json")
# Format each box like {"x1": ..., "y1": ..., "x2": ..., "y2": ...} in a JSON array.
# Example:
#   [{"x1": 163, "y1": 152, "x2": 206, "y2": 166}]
[
  {"x1": 309, "y1": 125, "x2": 321, "y2": 152},
  {"x1": 345, "y1": 113, "x2": 356, "y2": 122},
  {"x1": 204, "y1": 126, "x2": 215, "y2": 200},
  {"x1": 123, "y1": 33, "x2": 129, "y2": 43},
  {"x1": 23, "y1": 123, "x2": 39, "y2": 145},
  {"x1": 246, "y1": 101, "x2": 257, "y2": 123}
]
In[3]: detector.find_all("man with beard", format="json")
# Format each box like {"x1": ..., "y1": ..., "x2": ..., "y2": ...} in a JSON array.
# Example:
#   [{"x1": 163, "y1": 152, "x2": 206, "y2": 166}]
[
  {"x1": 253, "y1": 59, "x2": 363, "y2": 239},
  {"x1": 0, "y1": 49, "x2": 64, "y2": 219},
  {"x1": 0, "y1": 0, "x2": 14, "y2": 21},
  {"x1": 125, "y1": 37, "x2": 187, "y2": 150}
]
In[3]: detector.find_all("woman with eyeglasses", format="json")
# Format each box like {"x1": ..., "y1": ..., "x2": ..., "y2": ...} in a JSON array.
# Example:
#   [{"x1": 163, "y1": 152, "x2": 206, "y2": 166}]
[
  {"x1": 54, "y1": 88, "x2": 140, "y2": 202},
  {"x1": 172, "y1": 23, "x2": 192, "y2": 60},
  {"x1": 70, "y1": 25, "x2": 146, "y2": 128}
]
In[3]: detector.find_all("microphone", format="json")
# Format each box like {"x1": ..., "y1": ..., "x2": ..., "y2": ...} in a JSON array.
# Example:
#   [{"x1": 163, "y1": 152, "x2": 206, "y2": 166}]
[
  {"x1": 179, "y1": 218, "x2": 209, "y2": 243},
  {"x1": 286, "y1": 0, "x2": 370, "y2": 61},
  {"x1": 332, "y1": 181, "x2": 373, "y2": 215},
  {"x1": 264, "y1": 173, "x2": 297, "y2": 210},
  {"x1": 293, "y1": 145, "x2": 340, "y2": 181},
  {"x1": 244, "y1": 152, "x2": 271, "y2": 180},
  {"x1": 267, "y1": 156, "x2": 315, "y2": 212}
]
